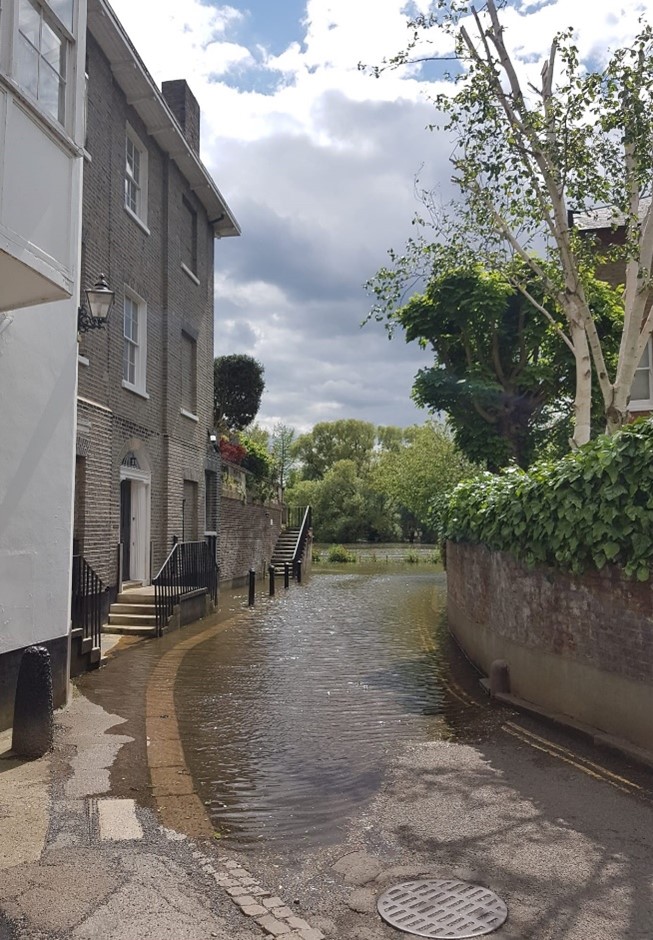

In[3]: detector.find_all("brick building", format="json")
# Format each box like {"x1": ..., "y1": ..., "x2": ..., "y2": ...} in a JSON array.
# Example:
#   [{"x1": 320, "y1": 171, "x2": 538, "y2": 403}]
[
  {"x1": 573, "y1": 202, "x2": 652, "y2": 416},
  {"x1": 74, "y1": 0, "x2": 239, "y2": 609}
]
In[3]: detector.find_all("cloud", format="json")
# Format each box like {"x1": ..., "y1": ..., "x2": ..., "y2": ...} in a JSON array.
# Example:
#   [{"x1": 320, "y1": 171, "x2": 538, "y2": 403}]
[{"x1": 107, "y1": 0, "x2": 650, "y2": 432}]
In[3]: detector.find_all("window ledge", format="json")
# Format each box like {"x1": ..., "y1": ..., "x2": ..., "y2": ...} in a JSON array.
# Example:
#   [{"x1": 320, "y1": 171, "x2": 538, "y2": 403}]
[
  {"x1": 181, "y1": 263, "x2": 200, "y2": 286},
  {"x1": 629, "y1": 399, "x2": 653, "y2": 410},
  {"x1": 124, "y1": 204, "x2": 150, "y2": 236},
  {"x1": 180, "y1": 408, "x2": 199, "y2": 423},
  {"x1": 78, "y1": 354, "x2": 89, "y2": 367},
  {"x1": 122, "y1": 380, "x2": 149, "y2": 400}
]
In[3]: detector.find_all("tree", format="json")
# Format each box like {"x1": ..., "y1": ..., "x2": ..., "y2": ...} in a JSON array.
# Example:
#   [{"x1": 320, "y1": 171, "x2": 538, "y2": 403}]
[
  {"x1": 270, "y1": 422, "x2": 296, "y2": 492},
  {"x1": 368, "y1": 3, "x2": 653, "y2": 448},
  {"x1": 389, "y1": 264, "x2": 622, "y2": 469},
  {"x1": 286, "y1": 460, "x2": 399, "y2": 543},
  {"x1": 372, "y1": 421, "x2": 477, "y2": 536},
  {"x1": 293, "y1": 419, "x2": 377, "y2": 480},
  {"x1": 213, "y1": 355, "x2": 265, "y2": 432}
]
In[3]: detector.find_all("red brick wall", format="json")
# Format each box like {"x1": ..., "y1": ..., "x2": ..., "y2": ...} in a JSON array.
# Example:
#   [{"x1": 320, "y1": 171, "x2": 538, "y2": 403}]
[
  {"x1": 447, "y1": 541, "x2": 653, "y2": 751},
  {"x1": 218, "y1": 498, "x2": 283, "y2": 585}
]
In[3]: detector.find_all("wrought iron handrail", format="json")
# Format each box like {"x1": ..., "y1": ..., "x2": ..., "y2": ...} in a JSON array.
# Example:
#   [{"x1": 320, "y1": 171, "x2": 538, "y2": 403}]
[
  {"x1": 71, "y1": 555, "x2": 105, "y2": 652},
  {"x1": 152, "y1": 539, "x2": 218, "y2": 634},
  {"x1": 289, "y1": 506, "x2": 312, "y2": 576}
]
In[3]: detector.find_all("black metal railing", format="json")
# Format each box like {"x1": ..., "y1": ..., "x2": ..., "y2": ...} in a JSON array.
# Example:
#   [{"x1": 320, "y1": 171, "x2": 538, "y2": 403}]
[
  {"x1": 153, "y1": 539, "x2": 218, "y2": 634},
  {"x1": 290, "y1": 506, "x2": 312, "y2": 576},
  {"x1": 284, "y1": 505, "x2": 311, "y2": 530},
  {"x1": 71, "y1": 555, "x2": 105, "y2": 652}
]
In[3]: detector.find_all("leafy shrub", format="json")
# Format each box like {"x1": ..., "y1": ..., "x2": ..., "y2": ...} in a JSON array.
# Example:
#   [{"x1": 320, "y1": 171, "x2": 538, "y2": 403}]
[
  {"x1": 442, "y1": 420, "x2": 653, "y2": 581},
  {"x1": 404, "y1": 551, "x2": 420, "y2": 564},
  {"x1": 327, "y1": 545, "x2": 356, "y2": 563}
]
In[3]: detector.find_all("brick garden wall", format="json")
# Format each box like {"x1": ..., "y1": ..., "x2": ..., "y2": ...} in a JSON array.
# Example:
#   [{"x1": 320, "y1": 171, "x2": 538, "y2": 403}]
[
  {"x1": 447, "y1": 541, "x2": 653, "y2": 753},
  {"x1": 219, "y1": 498, "x2": 283, "y2": 586}
]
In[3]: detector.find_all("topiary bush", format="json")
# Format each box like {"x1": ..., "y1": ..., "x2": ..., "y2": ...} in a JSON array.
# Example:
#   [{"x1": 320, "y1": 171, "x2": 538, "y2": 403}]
[{"x1": 442, "y1": 419, "x2": 653, "y2": 581}]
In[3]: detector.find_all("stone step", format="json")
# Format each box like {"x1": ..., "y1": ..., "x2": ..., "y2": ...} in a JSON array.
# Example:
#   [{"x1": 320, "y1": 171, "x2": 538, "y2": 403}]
[
  {"x1": 111, "y1": 603, "x2": 156, "y2": 615},
  {"x1": 108, "y1": 612, "x2": 157, "y2": 627},
  {"x1": 117, "y1": 592, "x2": 155, "y2": 605},
  {"x1": 102, "y1": 624, "x2": 157, "y2": 637}
]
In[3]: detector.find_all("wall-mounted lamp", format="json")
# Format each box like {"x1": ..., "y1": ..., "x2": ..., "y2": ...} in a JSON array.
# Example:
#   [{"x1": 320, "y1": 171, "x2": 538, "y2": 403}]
[{"x1": 77, "y1": 274, "x2": 115, "y2": 333}]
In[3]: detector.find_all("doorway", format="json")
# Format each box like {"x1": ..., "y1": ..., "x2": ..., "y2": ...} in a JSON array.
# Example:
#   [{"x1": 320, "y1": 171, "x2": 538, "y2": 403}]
[{"x1": 120, "y1": 453, "x2": 151, "y2": 584}]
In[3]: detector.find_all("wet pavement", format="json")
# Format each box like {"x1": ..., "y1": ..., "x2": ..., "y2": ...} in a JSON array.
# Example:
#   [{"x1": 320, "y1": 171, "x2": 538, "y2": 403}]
[{"x1": 5, "y1": 563, "x2": 653, "y2": 938}]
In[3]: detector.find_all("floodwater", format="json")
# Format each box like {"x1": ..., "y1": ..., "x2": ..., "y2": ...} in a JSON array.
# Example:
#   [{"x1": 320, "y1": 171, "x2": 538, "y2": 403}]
[{"x1": 174, "y1": 564, "x2": 481, "y2": 852}]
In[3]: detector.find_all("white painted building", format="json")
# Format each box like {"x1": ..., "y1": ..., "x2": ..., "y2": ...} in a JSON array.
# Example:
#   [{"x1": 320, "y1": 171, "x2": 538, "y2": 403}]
[{"x1": 0, "y1": 0, "x2": 87, "y2": 727}]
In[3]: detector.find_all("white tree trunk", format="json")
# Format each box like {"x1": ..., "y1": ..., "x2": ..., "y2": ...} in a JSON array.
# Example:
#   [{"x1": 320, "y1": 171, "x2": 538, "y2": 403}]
[{"x1": 570, "y1": 322, "x2": 592, "y2": 447}]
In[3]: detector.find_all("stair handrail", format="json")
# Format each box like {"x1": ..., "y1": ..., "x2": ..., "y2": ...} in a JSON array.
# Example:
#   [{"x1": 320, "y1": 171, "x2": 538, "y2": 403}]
[
  {"x1": 71, "y1": 555, "x2": 105, "y2": 653},
  {"x1": 152, "y1": 542, "x2": 181, "y2": 635},
  {"x1": 289, "y1": 505, "x2": 312, "y2": 574},
  {"x1": 153, "y1": 539, "x2": 219, "y2": 635}
]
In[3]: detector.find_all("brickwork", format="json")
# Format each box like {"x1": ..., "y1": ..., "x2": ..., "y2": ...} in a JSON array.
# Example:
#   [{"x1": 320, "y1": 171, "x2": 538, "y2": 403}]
[
  {"x1": 75, "y1": 33, "x2": 221, "y2": 591},
  {"x1": 447, "y1": 542, "x2": 653, "y2": 684},
  {"x1": 447, "y1": 541, "x2": 653, "y2": 751},
  {"x1": 218, "y1": 498, "x2": 283, "y2": 585}
]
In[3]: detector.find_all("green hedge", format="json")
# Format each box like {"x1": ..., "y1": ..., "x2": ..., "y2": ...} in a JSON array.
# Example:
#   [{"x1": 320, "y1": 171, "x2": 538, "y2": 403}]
[{"x1": 442, "y1": 419, "x2": 653, "y2": 580}]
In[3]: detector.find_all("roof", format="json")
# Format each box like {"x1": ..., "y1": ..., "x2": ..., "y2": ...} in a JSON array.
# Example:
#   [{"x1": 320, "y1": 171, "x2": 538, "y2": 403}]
[
  {"x1": 574, "y1": 196, "x2": 652, "y2": 233},
  {"x1": 87, "y1": 0, "x2": 240, "y2": 238}
]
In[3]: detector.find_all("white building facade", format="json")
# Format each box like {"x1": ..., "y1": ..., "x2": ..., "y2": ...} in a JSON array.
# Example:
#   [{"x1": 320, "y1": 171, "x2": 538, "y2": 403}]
[{"x1": 0, "y1": 0, "x2": 87, "y2": 727}]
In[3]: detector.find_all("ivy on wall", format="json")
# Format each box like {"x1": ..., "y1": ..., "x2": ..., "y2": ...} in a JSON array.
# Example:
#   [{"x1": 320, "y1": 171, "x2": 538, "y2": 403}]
[{"x1": 442, "y1": 419, "x2": 653, "y2": 581}]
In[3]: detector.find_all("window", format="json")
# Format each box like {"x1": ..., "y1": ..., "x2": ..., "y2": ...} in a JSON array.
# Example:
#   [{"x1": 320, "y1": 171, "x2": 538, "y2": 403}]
[
  {"x1": 122, "y1": 291, "x2": 148, "y2": 396},
  {"x1": 16, "y1": 0, "x2": 68, "y2": 124},
  {"x1": 630, "y1": 339, "x2": 652, "y2": 408},
  {"x1": 125, "y1": 126, "x2": 148, "y2": 225},
  {"x1": 183, "y1": 480, "x2": 198, "y2": 541},
  {"x1": 181, "y1": 197, "x2": 198, "y2": 277},
  {"x1": 180, "y1": 330, "x2": 197, "y2": 415}
]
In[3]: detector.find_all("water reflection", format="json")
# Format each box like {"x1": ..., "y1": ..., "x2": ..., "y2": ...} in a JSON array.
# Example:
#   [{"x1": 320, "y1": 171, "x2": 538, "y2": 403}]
[{"x1": 175, "y1": 568, "x2": 471, "y2": 851}]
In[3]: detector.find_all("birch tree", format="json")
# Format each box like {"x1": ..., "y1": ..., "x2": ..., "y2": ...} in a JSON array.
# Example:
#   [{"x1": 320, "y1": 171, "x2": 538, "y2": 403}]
[{"x1": 367, "y1": 2, "x2": 653, "y2": 448}]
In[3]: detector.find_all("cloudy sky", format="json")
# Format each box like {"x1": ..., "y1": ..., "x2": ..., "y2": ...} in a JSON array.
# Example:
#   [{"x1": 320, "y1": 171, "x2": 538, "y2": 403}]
[{"x1": 109, "y1": 0, "x2": 648, "y2": 433}]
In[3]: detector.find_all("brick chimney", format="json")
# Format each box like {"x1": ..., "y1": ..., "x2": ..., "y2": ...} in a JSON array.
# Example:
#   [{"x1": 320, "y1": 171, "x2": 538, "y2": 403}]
[{"x1": 162, "y1": 80, "x2": 200, "y2": 156}]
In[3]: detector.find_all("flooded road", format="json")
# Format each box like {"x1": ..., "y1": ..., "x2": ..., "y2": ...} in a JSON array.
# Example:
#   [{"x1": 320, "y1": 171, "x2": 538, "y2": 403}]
[{"x1": 174, "y1": 567, "x2": 476, "y2": 852}]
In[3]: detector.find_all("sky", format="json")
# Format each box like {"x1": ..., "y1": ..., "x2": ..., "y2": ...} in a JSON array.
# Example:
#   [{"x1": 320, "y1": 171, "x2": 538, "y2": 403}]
[{"x1": 109, "y1": 0, "x2": 650, "y2": 434}]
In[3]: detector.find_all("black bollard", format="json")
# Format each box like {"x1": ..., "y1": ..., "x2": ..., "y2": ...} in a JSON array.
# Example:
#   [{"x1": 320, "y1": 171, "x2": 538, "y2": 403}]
[
  {"x1": 12, "y1": 646, "x2": 54, "y2": 759},
  {"x1": 296, "y1": 559, "x2": 302, "y2": 584},
  {"x1": 284, "y1": 563, "x2": 290, "y2": 589},
  {"x1": 269, "y1": 564, "x2": 276, "y2": 597},
  {"x1": 248, "y1": 568, "x2": 256, "y2": 606}
]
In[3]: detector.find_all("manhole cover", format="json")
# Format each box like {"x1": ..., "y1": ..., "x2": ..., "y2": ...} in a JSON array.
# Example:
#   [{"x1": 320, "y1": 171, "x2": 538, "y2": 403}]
[{"x1": 377, "y1": 879, "x2": 508, "y2": 938}]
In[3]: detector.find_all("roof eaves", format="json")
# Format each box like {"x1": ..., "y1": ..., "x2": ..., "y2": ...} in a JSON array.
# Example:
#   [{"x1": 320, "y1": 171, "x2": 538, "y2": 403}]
[{"x1": 87, "y1": 0, "x2": 240, "y2": 238}]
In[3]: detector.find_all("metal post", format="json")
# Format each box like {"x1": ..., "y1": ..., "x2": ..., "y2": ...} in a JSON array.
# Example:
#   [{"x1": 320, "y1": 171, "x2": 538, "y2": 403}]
[
  {"x1": 284, "y1": 562, "x2": 290, "y2": 589},
  {"x1": 296, "y1": 559, "x2": 302, "y2": 584},
  {"x1": 268, "y1": 564, "x2": 275, "y2": 597},
  {"x1": 248, "y1": 568, "x2": 256, "y2": 606}
]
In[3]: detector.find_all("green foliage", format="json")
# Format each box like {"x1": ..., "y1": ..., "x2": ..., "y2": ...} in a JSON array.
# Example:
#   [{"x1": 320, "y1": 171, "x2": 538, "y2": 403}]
[
  {"x1": 370, "y1": 262, "x2": 622, "y2": 469},
  {"x1": 293, "y1": 420, "x2": 377, "y2": 480},
  {"x1": 270, "y1": 422, "x2": 296, "y2": 490},
  {"x1": 327, "y1": 545, "x2": 357, "y2": 563},
  {"x1": 214, "y1": 355, "x2": 265, "y2": 432},
  {"x1": 239, "y1": 433, "x2": 276, "y2": 502},
  {"x1": 443, "y1": 420, "x2": 653, "y2": 580},
  {"x1": 371, "y1": 420, "x2": 478, "y2": 536},
  {"x1": 286, "y1": 459, "x2": 400, "y2": 543}
]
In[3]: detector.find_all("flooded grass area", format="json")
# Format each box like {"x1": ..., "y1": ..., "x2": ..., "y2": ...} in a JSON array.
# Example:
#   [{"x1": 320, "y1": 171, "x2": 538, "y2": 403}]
[
  {"x1": 313, "y1": 541, "x2": 441, "y2": 568},
  {"x1": 174, "y1": 563, "x2": 483, "y2": 853}
]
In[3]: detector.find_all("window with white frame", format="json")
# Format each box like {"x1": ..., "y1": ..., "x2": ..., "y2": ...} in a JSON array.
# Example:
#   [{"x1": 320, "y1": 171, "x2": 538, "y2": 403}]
[
  {"x1": 122, "y1": 291, "x2": 147, "y2": 395},
  {"x1": 16, "y1": 0, "x2": 71, "y2": 125},
  {"x1": 180, "y1": 330, "x2": 197, "y2": 415},
  {"x1": 629, "y1": 338, "x2": 653, "y2": 409},
  {"x1": 125, "y1": 126, "x2": 148, "y2": 225}
]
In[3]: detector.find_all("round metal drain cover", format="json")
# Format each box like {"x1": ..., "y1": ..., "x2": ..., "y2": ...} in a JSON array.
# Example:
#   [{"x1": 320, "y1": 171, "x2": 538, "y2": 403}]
[{"x1": 377, "y1": 879, "x2": 508, "y2": 938}]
